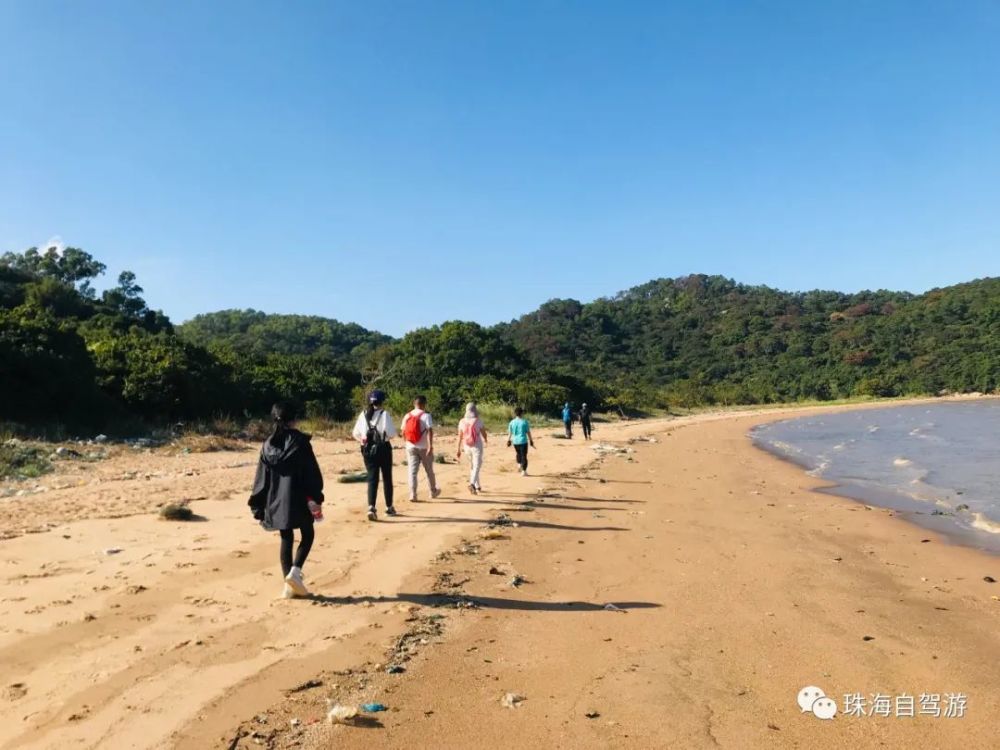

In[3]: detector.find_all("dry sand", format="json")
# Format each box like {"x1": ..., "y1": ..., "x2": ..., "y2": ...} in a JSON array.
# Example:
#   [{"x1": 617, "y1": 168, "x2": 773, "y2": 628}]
[{"x1": 1, "y1": 403, "x2": 998, "y2": 749}]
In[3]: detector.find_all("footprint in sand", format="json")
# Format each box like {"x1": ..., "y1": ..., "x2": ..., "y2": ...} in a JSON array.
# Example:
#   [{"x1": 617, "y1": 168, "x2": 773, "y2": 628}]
[{"x1": 3, "y1": 683, "x2": 28, "y2": 701}]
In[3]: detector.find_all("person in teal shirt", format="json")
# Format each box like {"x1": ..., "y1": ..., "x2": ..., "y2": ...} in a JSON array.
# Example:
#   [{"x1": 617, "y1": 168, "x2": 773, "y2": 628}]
[
  {"x1": 561, "y1": 402, "x2": 574, "y2": 439},
  {"x1": 507, "y1": 407, "x2": 536, "y2": 476}
]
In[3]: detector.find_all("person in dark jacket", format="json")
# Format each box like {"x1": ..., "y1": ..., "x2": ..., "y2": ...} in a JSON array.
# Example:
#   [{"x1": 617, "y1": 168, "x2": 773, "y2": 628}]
[
  {"x1": 579, "y1": 402, "x2": 593, "y2": 440},
  {"x1": 249, "y1": 402, "x2": 324, "y2": 598}
]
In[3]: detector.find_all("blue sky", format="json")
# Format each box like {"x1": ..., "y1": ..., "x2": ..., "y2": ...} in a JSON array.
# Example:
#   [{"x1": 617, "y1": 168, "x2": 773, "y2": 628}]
[{"x1": 2, "y1": 1, "x2": 999, "y2": 336}]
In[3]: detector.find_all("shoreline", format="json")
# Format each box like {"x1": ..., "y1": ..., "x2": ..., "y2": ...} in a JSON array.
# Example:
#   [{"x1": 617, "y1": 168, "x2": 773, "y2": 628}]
[
  {"x1": 750, "y1": 398, "x2": 1000, "y2": 556},
  {"x1": 2, "y1": 401, "x2": 998, "y2": 749},
  {"x1": 186, "y1": 402, "x2": 1000, "y2": 749}
]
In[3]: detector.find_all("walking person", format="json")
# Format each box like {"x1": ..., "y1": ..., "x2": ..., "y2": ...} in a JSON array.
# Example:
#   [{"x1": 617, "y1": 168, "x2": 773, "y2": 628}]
[
  {"x1": 400, "y1": 395, "x2": 441, "y2": 502},
  {"x1": 249, "y1": 402, "x2": 325, "y2": 598},
  {"x1": 456, "y1": 401, "x2": 488, "y2": 494},
  {"x1": 507, "y1": 406, "x2": 535, "y2": 476},
  {"x1": 562, "y1": 402, "x2": 574, "y2": 439},
  {"x1": 580, "y1": 402, "x2": 593, "y2": 441},
  {"x1": 352, "y1": 389, "x2": 398, "y2": 521}
]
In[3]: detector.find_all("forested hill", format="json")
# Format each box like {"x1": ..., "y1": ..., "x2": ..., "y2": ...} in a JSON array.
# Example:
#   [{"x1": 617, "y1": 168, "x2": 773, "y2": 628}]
[
  {"x1": 2, "y1": 244, "x2": 998, "y2": 432},
  {"x1": 498, "y1": 274, "x2": 1000, "y2": 406},
  {"x1": 178, "y1": 310, "x2": 392, "y2": 361}
]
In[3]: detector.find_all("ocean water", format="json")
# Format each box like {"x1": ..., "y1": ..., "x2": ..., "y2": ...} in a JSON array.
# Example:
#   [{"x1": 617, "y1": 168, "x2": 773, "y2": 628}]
[{"x1": 751, "y1": 400, "x2": 1000, "y2": 553}]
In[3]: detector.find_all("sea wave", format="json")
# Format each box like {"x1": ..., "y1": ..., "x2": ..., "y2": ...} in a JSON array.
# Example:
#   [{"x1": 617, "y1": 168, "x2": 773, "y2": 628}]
[{"x1": 971, "y1": 513, "x2": 1000, "y2": 535}]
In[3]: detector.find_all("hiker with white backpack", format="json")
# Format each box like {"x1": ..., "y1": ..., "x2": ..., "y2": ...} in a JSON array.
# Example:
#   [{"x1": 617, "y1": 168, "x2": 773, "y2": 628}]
[
  {"x1": 400, "y1": 394, "x2": 442, "y2": 502},
  {"x1": 351, "y1": 389, "x2": 398, "y2": 521},
  {"x1": 456, "y1": 401, "x2": 488, "y2": 495}
]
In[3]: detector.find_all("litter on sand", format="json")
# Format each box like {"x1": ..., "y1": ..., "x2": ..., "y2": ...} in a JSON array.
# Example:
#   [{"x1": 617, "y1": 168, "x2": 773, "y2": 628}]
[
  {"x1": 361, "y1": 703, "x2": 388, "y2": 713},
  {"x1": 591, "y1": 444, "x2": 633, "y2": 455},
  {"x1": 326, "y1": 703, "x2": 358, "y2": 724},
  {"x1": 501, "y1": 693, "x2": 526, "y2": 708},
  {"x1": 603, "y1": 603, "x2": 627, "y2": 613}
]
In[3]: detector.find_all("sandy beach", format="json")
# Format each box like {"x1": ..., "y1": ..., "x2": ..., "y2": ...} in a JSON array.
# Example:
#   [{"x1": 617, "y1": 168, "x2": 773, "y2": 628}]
[{"x1": 1, "y1": 403, "x2": 998, "y2": 749}]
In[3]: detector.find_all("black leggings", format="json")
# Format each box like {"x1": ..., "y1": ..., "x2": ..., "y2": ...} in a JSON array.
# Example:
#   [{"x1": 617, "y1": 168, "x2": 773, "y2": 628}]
[
  {"x1": 279, "y1": 525, "x2": 315, "y2": 576},
  {"x1": 363, "y1": 444, "x2": 394, "y2": 509},
  {"x1": 514, "y1": 443, "x2": 529, "y2": 471},
  {"x1": 582, "y1": 420, "x2": 592, "y2": 439}
]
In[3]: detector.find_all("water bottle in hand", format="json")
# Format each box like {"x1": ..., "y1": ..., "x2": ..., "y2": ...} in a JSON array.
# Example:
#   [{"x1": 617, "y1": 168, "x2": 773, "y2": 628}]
[{"x1": 307, "y1": 499, "x2": 324, "y2": 522}]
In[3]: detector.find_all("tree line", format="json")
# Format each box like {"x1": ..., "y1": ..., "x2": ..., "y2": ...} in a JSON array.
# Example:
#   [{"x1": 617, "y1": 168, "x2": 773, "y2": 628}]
[{"x1": 2, "y1": 246, "x2": 998, "y2": 432}]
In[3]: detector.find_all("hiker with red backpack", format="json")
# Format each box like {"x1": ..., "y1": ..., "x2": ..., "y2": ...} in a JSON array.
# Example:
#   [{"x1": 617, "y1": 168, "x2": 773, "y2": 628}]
[
  {"x1": 400, "y1": 395, "x2": 441, "y2": 502},
  {"x1": 456, "y1": 401, "x2": 488, "y2": 495},
  {"x1": 351, "y1": 389, "x2": 398, "y2": 521}
]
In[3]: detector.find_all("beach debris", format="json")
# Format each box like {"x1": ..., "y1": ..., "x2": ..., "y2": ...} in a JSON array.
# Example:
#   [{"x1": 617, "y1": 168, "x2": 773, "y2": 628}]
[
  {"x1": 585, "y1": 710, "x2": 601, "y2": 719},
  {"x1": 103, "y1": 547, "x2": 123, "y2": 556},
  {"x1": 591, "y1": 444, "x2": 633, "y2": 455},
  {"x1": 510, "y1": 575, "x2": 527, "y2": 588},
  {"x1": 501, "y1": 692, "x2": 526, "y2": 708},
  {"x1": 862, "y1": 635, "x2": 875, "y2": 641},
  {"x1": 387, "y1": 665, "x2": 406, "y2": 674},
  {"x1": 289, "y1": 718, "x2": 301, "y2": 728},
  {"x1": 984, "y1": 576, "x2": 997, "y2": 584},
  {"x1": 326, "y1": 702, "x2": 359, "y2": 724},
  {"x1": 603, "y1": 603, "x2": 626, "y2": 613},
  {"x1": 491, "y1": 513, "x2": 515, "y2": 527},
  {"x1": 920, "y1": 539, "x2": 931, "y2": 543},
  {"x1": 94, "y1": 434, "x2": 109, "y2": 443},
  {"x1": 489, "y1": 566, "x2": 504, "y2": 575},
  {"x1": 285, "y1": 679, "x2": 323, "y2": 694},
  {"x1": 361, "y1": 702, "x2": 388, "y2": 713}
]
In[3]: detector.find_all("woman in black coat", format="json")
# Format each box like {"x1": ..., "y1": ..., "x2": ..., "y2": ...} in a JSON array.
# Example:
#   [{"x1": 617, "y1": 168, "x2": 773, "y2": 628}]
[{"x1": 249, "y1": 403, "x2": 324, "y2": 598}]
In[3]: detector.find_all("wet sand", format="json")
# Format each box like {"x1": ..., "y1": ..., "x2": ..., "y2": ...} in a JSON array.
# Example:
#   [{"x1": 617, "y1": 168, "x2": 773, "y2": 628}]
[{"x1": 1, "y1": 404, "x2": 998, "y2": 749}]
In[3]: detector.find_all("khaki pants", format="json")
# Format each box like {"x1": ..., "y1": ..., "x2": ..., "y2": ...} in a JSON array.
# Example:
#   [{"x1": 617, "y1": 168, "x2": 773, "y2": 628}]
[
  {"x1": 464, "y1": 444, "x2": 484, "y2": 488},
  {"x1": 406, "y1": 445, "x2": 438, "y2": 498}
]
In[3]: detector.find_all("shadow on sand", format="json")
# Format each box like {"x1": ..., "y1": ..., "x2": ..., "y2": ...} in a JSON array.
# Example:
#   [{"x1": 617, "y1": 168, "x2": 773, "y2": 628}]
[
  {"x1": 306, "y1": 592, "x2": 660, "y2": 612},
  {"x1": 386, "y1": 514, "x2": 629, "y2": 532}
]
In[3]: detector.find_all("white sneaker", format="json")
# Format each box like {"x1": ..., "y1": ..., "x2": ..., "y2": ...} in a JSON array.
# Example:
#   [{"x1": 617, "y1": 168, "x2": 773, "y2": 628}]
[
  {"x1": 285, "y1": 566, "x2": 309, "y2": 597},
  {"x1": 281, "y1": 583, "x2": 295, "y2": 599},
  {"x1": 520, "y1": 469, "x2": 527, "y2": 477}
]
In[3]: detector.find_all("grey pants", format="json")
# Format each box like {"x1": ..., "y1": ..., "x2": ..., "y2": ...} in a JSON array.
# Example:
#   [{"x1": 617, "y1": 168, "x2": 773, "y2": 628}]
[{"x1": 406, "y1": 445, "x2": 438, "y2": 497}]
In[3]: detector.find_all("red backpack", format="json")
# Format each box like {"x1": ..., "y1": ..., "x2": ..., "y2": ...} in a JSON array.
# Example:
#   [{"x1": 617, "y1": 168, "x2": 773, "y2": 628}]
[{"x1": 403, "y1": 410, "x2": 426, "y2": 444}]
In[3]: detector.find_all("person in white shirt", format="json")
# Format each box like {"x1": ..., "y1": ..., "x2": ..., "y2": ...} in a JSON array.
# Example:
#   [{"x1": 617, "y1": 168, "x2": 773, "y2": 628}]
[
  {"x1": 351, "y1": 389, "x2": 398, "y2": 521},
  {"x1": 400, "y1": 394, "x2": 442, "y2": 502},
  {"x1": 455, "y1": 401, "x2": 488, "y2": 495}
]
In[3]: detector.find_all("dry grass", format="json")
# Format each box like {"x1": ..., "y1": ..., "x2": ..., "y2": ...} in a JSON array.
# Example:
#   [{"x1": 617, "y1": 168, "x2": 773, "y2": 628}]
[
  {"x1": 158, "y1": 503, "x2": 195, "y2": 521},
  {"x1": 337, "y1": 470, "x2": 368, "y2": 484},
  {"x1": 173, "y1": 435, "x2": 249, "y2": 453}
]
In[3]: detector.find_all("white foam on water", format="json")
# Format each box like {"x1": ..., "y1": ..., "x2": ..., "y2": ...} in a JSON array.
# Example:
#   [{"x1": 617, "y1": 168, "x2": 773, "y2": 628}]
[{"x1": 971, "y1": 513, "x2": 1000, "y2": 535}]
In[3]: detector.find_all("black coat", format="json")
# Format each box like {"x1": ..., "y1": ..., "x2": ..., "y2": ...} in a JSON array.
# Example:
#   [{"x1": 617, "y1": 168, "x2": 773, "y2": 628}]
[{"x1": 248, "y1": 429, "x2": 324, "y2": 530}]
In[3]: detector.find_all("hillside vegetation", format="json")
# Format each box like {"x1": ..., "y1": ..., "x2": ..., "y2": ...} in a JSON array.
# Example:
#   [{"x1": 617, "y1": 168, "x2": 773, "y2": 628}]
[{"x1": 2, "y1": 245, "x2": 997, "y2": 432}]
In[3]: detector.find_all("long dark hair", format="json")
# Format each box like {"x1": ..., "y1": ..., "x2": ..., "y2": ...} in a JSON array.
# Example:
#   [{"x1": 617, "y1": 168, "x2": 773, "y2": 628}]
[{"x1": 269, "y1": 401, "x2": 297, "y2": 444}]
